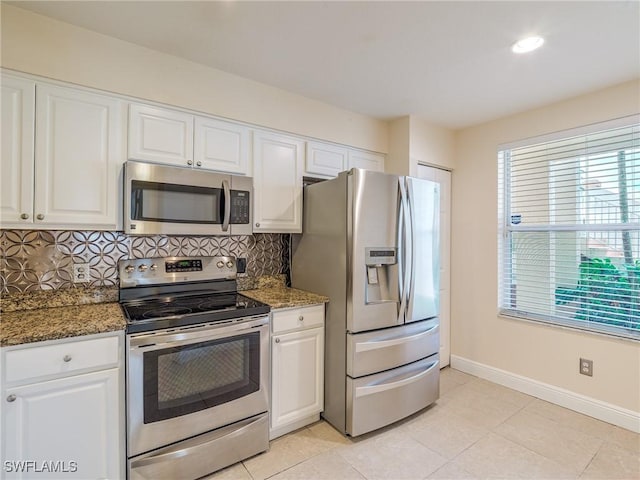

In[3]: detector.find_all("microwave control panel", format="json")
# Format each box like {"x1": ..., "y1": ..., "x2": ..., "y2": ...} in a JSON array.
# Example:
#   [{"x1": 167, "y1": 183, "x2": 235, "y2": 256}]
[{"x1": 230, "y1": 190, "x2": 251, "y2": 224}]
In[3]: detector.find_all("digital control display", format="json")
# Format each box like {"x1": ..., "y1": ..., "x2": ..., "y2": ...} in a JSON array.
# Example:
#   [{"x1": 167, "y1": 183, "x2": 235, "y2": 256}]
[
  {"x1": 370, "y1": 250, "x2": 395, "y2": 257},
  {"x1": 230, "y1": 190, "x2": 251, "y2": 224},
  {"x1": 166, "y1": 259, "x2": 203, "y2": 273}
]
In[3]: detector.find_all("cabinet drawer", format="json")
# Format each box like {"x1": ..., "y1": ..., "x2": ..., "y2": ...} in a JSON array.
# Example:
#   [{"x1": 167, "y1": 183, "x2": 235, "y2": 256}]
[
  {"x1": 272, "y1": 305, "x2": 324, "y2": 333},
  {"x1": 5, "y1": 335, "x2": 120, "y2": 384}
]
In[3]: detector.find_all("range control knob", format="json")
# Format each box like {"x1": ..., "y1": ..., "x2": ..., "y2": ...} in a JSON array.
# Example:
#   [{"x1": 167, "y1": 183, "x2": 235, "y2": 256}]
[
  {"x1": 150, "y1": 264, "x2": 157, "y2": 271},
  {"x1": 216, "y1": 261, "x2": 224, "y2": 269},
  {"x1": 226, "y1": 261, "x2": 234, "y2": 268},
  {"x1": 138, "y1": 264, "x2": 148, "y2": 272},
  {"x1": 124, "y1": 265, "x2": 135, "y2": 273}
]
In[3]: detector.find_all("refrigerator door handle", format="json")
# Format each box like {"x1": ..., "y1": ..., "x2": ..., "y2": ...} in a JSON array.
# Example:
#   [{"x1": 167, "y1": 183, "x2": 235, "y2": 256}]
[
  {"x1": 405, "y1": 178, "x2": 415, "y2": 319},
  {"x1": 355, "y1": 324, "x2": 439, "y2": 352},
  {"x1": 398, "y1": 179, "x2": 409, "y2": 323},
  {"x1": 354, "y1": 359, "x2": 439, "y2": 397}
]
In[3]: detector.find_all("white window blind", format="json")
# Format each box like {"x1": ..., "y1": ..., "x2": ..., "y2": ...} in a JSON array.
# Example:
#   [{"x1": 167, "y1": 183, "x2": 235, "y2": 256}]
[{"x1": 498, "y1": 117, "x2": 640, "y2": 340}]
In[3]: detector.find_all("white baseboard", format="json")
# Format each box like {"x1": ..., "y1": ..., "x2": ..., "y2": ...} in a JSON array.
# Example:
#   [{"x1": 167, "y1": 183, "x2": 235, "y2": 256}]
[{"x1": 450, "y1": 355, "x2": 640, "y2": 433}]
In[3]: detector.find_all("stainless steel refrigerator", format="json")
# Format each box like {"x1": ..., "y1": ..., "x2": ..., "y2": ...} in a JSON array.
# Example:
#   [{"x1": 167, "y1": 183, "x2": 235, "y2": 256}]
[{"x1": 292, "y1": 168, "x2": 440, "y2": 436}]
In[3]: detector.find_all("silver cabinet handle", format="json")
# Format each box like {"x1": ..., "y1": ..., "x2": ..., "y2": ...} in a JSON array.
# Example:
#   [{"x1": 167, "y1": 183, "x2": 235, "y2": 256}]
[
  {"x1": 63, "y1": 355, "x2": 72, "y2": 362},
  {"x1": 20, "y1": 213, "x2": 29, "y2": 220},
  {"x1": 36, "y1": 214, "x2": 44, "y2": 220},
  {"x1": 298, "y1": 316, "x2": 304, "y2": 321},
  {"x1": 187, "y1": 160, "x2": 193, "y2": 166},
  {"x1": 196, "y1": 161, "x2": 202, "y2": 167},
  {"x1": 255, "y1": 222, "x2": 260, "y2": 228},
  {"x1": 275, "y1": 338, "x2": 280, "y2": 343},
  {"x1": 6, "y1": 394, "x2": 16, "y2": 403}
]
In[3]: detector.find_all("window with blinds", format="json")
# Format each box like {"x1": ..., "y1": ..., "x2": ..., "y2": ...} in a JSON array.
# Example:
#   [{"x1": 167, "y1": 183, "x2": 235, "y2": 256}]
[{"x1": 498, "y1": 116, "x2": 640, "y2": 340}]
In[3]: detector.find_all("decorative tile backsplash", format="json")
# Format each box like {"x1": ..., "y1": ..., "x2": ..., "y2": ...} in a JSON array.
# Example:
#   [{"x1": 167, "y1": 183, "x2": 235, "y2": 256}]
[{"x1": 0, "y1": 230, "x2": 289, "y2": 294}]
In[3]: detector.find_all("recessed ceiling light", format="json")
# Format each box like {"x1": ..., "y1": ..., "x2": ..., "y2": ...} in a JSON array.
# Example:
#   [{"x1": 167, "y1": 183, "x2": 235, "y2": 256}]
[{"x1": 512, "y1": 36, "x2": 545, "y2": 54}]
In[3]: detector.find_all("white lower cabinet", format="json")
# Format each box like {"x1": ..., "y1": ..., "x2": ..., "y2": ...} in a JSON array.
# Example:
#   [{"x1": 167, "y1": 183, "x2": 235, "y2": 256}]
[
  {"x1": 1, "y1": 332, "x2": 124, "y2": 480},
  {"x1": 270, "y1": 305, "x2": 324, "y2": 440}
]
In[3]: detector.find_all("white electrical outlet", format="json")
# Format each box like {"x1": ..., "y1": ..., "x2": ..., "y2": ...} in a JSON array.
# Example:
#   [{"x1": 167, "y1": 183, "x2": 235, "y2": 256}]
[
  {"x1": 73, "y1": 263, "x2": 91, "y2": 283},
  {"x1": 579, "y1": 358, "x2": 593, "y2": 377}
]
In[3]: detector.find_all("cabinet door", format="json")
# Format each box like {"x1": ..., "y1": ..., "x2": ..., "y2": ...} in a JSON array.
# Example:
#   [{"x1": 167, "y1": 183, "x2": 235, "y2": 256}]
[
  {"x1": 128, "y1": 104, "x2": 194, "y2": 166},
  {"x1": 348, "y1": 149, "x2": 385, "y2": 172},
  {"x1": 252, "y1": 131, "x2": 304, "y2": 233},
  {"x1": 1, "y1": 76, "x2": 35, "y2": 227},
  {"x1": 34, "y1": 85, "x2": 124, "y2": 229},
  {"x1": 305, "y1": 141, "x2": 347, "y2": 178},
  {"x1": 271, "y1": 327, "x2": 324, "y2": 431},
  {"x1": 194, "y1": 116, "x2": 250, "y2": 175},
  {"x1": 3, "y1": 368, "x2": 122, "y2": 480}
]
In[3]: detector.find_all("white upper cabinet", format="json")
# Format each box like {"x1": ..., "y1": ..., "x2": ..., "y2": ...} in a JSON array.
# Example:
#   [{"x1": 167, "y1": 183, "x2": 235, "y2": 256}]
[
  {"x1": 253, "y1": 131, "x2": 304, "y2": 233},
  {"x1": 128, "y1": 104, "x2": 194, "y2": 166},
  {"x1": 194, "y1": 117, "x2": 250, "y2": 175},
  {"x1": 305, "y1": 141, "x2": 385, "y2": 178},
  {"x1": 348, "y1": 149, "x2": 385, "y2": 172},
  {"x1": 305, "y1": 141, "x2": 348, "y2": 178},
  {"x1": 34, "y1": 84, "x2": 124, "y2": 229},
  {"x1": 1, "y1": 75, "x2": 124, "y2": 230},
  {"x1": 1, "y1": 75, "x2": 35, "y2": 225},
  {"x1": 129, "y1": 103, "x2": 251, "y2": 175}
]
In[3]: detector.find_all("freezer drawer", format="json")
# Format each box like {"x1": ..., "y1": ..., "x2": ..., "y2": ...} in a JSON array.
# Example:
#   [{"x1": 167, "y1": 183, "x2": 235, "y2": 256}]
[
  {"x1": 346, "y1": 318, "x2": 438, "y2": 378},
  {"x1": 346, "y1": 355, "x2": 439, "y2": 436}
]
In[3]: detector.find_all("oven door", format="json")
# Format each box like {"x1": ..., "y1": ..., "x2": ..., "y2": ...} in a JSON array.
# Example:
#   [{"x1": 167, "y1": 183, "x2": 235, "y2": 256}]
[{"x1": 127, "y1": 316, "x2": 269, "y2": 457}]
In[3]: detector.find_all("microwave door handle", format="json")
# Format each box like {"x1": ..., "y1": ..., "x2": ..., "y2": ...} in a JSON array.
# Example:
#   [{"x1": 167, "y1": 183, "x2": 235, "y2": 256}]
[
  {"x1": 222, "y1": 179, "x2": 231, "y2": 232},
  {"x1": 133, "y1": 188, "x2": 142, "y2": 219}
]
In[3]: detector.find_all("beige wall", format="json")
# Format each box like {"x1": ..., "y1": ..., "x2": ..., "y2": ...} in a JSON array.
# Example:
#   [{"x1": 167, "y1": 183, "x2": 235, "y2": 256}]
[
  {"x1": 409, "y1": 116, "x2": 455, "y2": 172},
  {"x1": 387, "y1": 115, "x2": 455, "y2": 176},
  {"x1": 452, "y1": 79, "x2": 640, "y2": 412},
  {"x1": 0, "y1": 4, "x2": 388, "y2": 153},
  {"x1": 386, "y1": 116, "x2": 411, "y2": 175}
]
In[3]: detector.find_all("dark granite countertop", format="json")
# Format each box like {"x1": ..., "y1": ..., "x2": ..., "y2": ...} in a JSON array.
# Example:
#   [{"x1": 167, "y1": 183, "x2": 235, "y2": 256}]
[
  {"x1": 241, "y1": 276, "x2": 328, "y2": 309},
  {"x1": 0, "y1": 276, "x2": 328, "y2": 347},
  {"x1": 1, "y1": 302, "x2": 126, "y2": 347}
]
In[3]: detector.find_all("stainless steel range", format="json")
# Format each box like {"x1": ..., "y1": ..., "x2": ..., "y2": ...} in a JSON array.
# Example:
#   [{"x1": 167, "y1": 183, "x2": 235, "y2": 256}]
[{"x1": 119, "y1": 256, "x2": 271, "y2": 480}]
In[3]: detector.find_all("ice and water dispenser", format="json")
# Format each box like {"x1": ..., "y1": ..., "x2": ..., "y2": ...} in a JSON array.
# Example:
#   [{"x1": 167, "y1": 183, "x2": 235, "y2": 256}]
[{"x1": 364, "y1": 247, "x2": 399, "y2": 304}]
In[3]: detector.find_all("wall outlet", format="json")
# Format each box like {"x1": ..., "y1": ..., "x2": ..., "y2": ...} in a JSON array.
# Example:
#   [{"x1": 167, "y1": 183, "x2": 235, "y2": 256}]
[
  {"x1": 73, "y1": 263, "x2": 91, "y2": 283},
  {"x1": 579, "y1": 358, "x2": 593, "y2": 377}
]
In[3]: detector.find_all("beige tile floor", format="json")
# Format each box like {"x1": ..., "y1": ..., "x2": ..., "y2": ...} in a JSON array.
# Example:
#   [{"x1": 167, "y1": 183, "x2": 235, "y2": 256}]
[{"x1": 207, "y1": 367, "x2": 640, "y2": 480}]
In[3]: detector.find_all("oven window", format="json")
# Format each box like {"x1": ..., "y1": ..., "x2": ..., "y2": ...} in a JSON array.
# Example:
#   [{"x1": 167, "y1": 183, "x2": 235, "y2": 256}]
[
  {"x1": 143, "y1": 331, "x2": 260, "y2": 423},
  {"x1": 131, "y1": 180, "x2": 222, "y2": 224}
]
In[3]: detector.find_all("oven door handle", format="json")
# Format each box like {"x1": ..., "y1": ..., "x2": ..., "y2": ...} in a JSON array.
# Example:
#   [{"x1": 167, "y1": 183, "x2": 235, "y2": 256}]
[
  {"x1": 129, "y1": 318, "x2": 268, "y2": 350},
  {"x1": 130, "y1": 414, "x2": 266, "y2": 469},
  {"x1": 222, "y1": 179, "x2": 231, "y2": 232}
]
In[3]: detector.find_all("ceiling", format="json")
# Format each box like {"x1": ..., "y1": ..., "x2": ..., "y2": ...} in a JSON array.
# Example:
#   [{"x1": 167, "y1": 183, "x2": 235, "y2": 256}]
[{"x1": 9, "y1": 1, "x2": 640, "y2": 129}]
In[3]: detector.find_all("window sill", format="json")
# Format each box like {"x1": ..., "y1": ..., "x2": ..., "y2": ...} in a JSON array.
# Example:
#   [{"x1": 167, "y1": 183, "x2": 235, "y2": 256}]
[{"x1": 498, "y1": 309, "x2": 640, "y2": 343}]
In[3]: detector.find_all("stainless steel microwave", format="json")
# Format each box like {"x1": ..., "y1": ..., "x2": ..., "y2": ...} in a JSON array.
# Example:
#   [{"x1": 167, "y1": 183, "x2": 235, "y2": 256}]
[{"x1": 124, "y1": 160, "x2": 253, "y2": 236}]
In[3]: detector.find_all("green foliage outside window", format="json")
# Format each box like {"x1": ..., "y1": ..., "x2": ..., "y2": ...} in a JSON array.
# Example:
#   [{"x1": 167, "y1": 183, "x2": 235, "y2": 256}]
[{"x1": 556, "y1": 257, "x2": 640, "y2": 331}]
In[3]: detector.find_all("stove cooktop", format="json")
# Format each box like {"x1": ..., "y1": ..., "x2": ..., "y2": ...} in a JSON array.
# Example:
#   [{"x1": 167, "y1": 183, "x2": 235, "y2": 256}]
[{"x1": 121, "y1": 292, "x2": 270, "y2": 334}]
